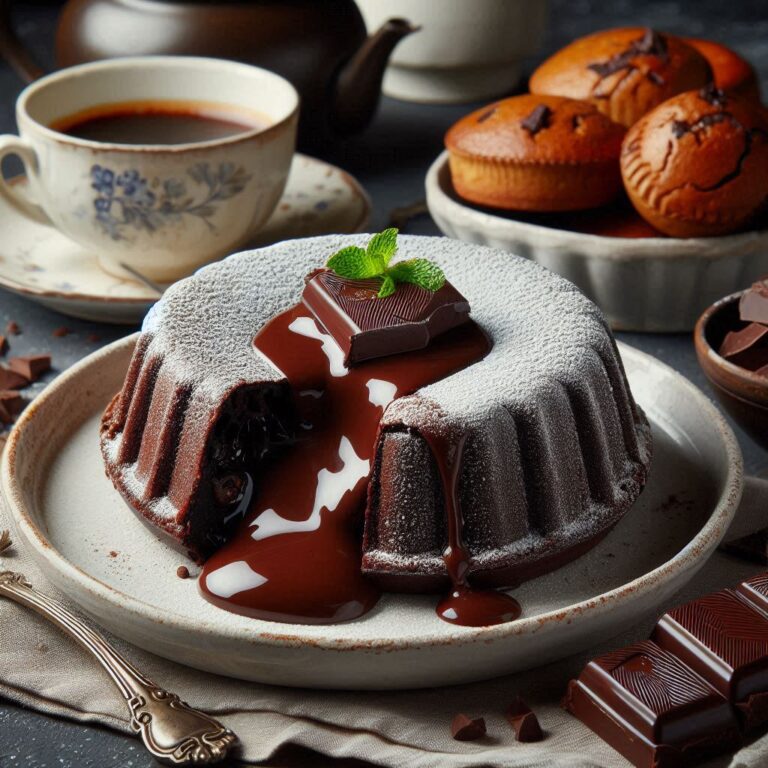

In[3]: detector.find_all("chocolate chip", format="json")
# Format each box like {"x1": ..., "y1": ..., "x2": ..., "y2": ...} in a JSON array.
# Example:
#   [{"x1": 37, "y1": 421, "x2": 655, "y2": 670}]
[
  {"x1": 451, "y1": 713, "x2": 486, "y2": 741},
  {"x1": 52, "y1": 326, "x2": 71, "y2": 338},
  {"x1": 506, "y1": 697, "x2": 544, "y2": 742},
  {"x1": 634, "y1": 28, "x2": 668, "y2": 60},
  {"x1": 8, "y1": 354, "x2": 51, "y2": 382},
  {"x1": 177, "y1": 565, "x2": 190, "y2": 579},
  {"x1": 699, "y1": 83, "x2": 727, "y2": 107},
  {"x1": 5, "y1": 321, "x2": 20, "y2": 336},
  {"x1": 671, "y1": 120, "x2": 689, "y2": 138},
  {"x1": 477, "y1": 106, "x2": 497, "y2": 124},
  {"x1": 521, "y1": 105, "x2": 552, "y2": 136}
]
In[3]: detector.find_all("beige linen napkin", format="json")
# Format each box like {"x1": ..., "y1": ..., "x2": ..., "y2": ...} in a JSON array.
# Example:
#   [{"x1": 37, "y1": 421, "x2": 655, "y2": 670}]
[{"x1": 2, "y1": 466, "x2": 768, "y2": 767}]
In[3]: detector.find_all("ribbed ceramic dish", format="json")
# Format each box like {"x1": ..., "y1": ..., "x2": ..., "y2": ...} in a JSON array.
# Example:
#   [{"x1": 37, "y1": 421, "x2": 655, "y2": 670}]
[
  {"x1": 426, "y1": 151, "x2": 768, "y2": 332},
  {"x1": 1, "y1": 334, "x2": 743, "y2": 689}
]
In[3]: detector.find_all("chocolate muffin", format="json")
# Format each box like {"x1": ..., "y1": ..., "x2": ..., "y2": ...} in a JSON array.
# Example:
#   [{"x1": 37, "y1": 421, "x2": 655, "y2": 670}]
[
  {"x1": 621, "y1": 86, "x2": 768, "y2": 238},
  {"x1": 445, "y1": 94, "x2": 626, "y2": 211},
  {"x1": 530, "y1": 27, "x2": 712, "y2": 127},
  {"x1": 685, "y1": 37, "x2": 761, "y2": 103}
]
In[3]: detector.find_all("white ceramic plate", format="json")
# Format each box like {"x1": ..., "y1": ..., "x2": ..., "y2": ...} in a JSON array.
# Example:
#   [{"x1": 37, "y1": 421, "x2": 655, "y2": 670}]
[
  {"x1": 426, "y1": 151, "x2": 768, "y2": 332},
  {"x1": 0, "y1": 154, "x2": 370, "y2": 325},
  {"x1": 2, "y1": 336, "x2": 742, "y2": 690}
]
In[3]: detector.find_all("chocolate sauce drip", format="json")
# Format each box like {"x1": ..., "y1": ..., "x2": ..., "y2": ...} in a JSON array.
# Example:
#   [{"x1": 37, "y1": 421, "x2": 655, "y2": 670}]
[
  {"x1": 420, "y1": 418, "x2": 521, "y2": 627},
  {"x1": 587, "y1": 28, "x2": 668, "y2": 90},
  {"x1": 199, "y1": 304, "x2": 505, "y2": 625},
  {"x1": 521, "y1": 105, "x2": 552, "y2": 136}
]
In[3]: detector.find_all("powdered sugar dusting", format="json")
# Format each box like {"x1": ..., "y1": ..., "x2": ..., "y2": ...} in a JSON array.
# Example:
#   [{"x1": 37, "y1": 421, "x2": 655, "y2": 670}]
[{"x1": 119, "y1": 234, "x2": 650, "y2": 585}]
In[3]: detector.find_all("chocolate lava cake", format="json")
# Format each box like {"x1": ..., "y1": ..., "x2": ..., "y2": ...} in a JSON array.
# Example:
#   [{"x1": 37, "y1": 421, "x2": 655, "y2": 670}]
[{"x1": 100, "y1": 235, "x2": 652, "y2": 593}]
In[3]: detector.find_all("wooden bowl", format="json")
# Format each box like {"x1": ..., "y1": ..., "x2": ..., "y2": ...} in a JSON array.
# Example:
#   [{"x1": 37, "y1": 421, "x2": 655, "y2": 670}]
[{"x1": 695, "y1": 291, "x2": 768, "y2": 451}]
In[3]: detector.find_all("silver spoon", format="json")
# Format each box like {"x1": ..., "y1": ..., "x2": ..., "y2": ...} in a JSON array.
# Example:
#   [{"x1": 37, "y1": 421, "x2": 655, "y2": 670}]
[{"x1": 0, "y1": 554, "x2": 238, "y2": 766}]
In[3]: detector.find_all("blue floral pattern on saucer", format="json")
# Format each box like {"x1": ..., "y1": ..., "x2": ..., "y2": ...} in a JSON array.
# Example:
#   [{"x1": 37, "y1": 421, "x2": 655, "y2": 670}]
[{"x1": 90, "y1": 162, "x2": 252, "y2": 240}]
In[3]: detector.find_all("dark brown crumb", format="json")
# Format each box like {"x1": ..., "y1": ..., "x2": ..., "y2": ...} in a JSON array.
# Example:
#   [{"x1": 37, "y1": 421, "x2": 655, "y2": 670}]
[
  {"x1": 109, "y1": 550, "x2": 118, "y2": 558},
  {"x1": 52, "y1": 326, "x2": 71, "y2": 338},
  {"x1": 176, "y1": 565, "x2": 190, "y2": 579},
  {"x1": 5, "y1": 321, "x2": 20, "y2": 336},
  {"x1": 451, "y1": 713, "x2": 486, "y2": 741},
  {"x1": 87, "y1": 333, "x2": 102, "y2": 343}
]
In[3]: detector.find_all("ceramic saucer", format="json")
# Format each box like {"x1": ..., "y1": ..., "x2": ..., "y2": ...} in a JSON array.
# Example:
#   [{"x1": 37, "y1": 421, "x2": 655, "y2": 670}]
[{"x1": 0, "y1": 154, "x2": 370, "y2": 325}]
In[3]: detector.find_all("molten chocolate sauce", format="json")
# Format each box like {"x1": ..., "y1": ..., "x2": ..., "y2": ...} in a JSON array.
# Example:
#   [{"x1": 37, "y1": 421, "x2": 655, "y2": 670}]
[{"x1": 200, "y1": 304, "x2": 519, "y2": 626}]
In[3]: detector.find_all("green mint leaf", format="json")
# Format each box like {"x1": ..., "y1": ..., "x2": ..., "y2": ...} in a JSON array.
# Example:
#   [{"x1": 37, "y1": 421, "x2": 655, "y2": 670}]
[
  {"x1": 377, "y1": 274, "x2": 396, "y2": 298},
  {"x1": 387, "y1": 258, "x2": 446, "y2": 293},
  {"x1": 366, "y1": 227, "x2": 399, "y2": 268},
  {"x1": 326, "y1": 246, "x2": 382, "y2": 279}
]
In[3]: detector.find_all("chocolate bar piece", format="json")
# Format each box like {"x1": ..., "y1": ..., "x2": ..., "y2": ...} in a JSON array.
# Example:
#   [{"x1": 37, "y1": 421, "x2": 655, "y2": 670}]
[
  {"x1": 740, "y1": 279, "x2": 768, "y2": 324},
  {"x1": 653, "y1": 590, "x2": 768, "y2": 730},
  {"x1": 8, "y1": 354, "x2": 51, "y2": 382},
  {"x1": 564, "y1": 640, "x2": 741, "y2": 767},
  {"x1": 301, "y1": 270, "x2": 471, "y2": 365},
  {"x1": 736, "y1": 572, "x2": 768, "y2": 615}
]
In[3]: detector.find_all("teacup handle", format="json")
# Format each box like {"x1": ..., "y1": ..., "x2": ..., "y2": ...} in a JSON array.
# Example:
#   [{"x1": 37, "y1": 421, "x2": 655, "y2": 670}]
[{"x1": 0, "y1": 135, "x2": 50, "y2": 224}]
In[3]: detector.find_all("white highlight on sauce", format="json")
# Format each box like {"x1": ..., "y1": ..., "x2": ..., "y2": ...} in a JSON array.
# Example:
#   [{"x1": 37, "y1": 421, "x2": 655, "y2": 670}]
[
  {"x1": 205, "y1": 560, "x2": 267, "y2": 598},
  {"x1": 250, "y1": 436, "x2": 369, "y2": 541},
  {"x1": 289, "y1": 316, "x2": 347, "y2": 377},
  {"x1": 366, "y1": 379, "x2": 397, "y2": 408}
]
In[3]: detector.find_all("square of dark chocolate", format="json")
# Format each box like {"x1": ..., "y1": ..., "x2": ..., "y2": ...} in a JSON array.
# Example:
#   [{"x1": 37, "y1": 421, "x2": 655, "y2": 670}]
[
  {"x1": 564, "y1": 640, "x2": 740, "y2": 768},
  {"x1": 653, "y1": 589, "x2": 768, "y2": 730},
  {"x1": 301, "y1": 270, "x2": 471, "y2": 365}
]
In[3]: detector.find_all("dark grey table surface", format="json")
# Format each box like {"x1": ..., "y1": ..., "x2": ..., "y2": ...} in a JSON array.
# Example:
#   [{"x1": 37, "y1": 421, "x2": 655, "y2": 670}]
[{"x1": 2, "y1": 1, "x2": 768, "y2": 766}]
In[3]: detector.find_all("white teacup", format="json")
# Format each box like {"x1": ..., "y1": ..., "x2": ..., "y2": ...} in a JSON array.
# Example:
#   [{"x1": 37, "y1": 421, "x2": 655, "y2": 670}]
[{"x1": 0, "y1": 56, "x2": 299, "y2": 283}]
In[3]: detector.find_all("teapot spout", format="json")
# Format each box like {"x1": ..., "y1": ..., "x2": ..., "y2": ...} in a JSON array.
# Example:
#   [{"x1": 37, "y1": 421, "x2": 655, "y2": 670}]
[{"x1": 332, "y1": 17, "x2": 418, "y2": 136}]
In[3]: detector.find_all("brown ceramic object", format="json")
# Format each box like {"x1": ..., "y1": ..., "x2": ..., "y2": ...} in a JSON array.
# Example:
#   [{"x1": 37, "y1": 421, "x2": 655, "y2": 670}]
[
  {"x1": 445, "y1": 94, "x2": 626, "y2": 211},
  {"x1": 622, "y1": 88, "x2": 768, "y2": 238},
  {"x1": 684, "y1": 37, "x2": 761, "y2": 103},
  {"x1": 0, "y1": 0, "x2": 417, "y2": 148},
  {"x1": 695, "y1": 290, "x2": 768, "y2": 451},
  {"x1": 529, "y1": 27, "x2": 712, "y2": 127}
]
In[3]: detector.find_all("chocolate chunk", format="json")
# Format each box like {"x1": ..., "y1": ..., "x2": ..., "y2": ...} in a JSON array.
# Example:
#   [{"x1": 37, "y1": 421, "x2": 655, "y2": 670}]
[
  {"x1": 739, "y1": 279, "x2": 768, "y2": 324},
  {"x1": 0, "y1": 390, "x2": 25, "y2": 417},
  {"x1": 450, "y1": 713, "x2": 486, "y2": 741},
  {"x1": 302, "y1": 270, "x2": 471, "y2": 366},
  {"x1": 176, "y1": 565, "x2": 190, "y2": 579},
  {"x1": 700, "y1": 83, "x2": 728, "y2": 108},
  {"x1": 8, "y1": 354, "x2": 51, "y2": 382},
  {"x1": 564, "y1": 640, "x2": 741, "y2": 767},
  {"x1": 506, "y1": 698, "x2": 543, "y2": 742},
  {"x1": 634, "y1": 27, "x2": 668, "y2": 60},
  {"x1": 521, "y1": 105, "x2": 552, "y2": 136},
  {"x1": 719, "y1": 322, "x2": 768, "y2": 371},
  {"x1": 0, "y1": 366, "x2": 29, "y2": 391},
  {"x1": 653, "y1": 590, "x2": 768, "y2": 730},
  {"x1": 0, "y1": 336, "x2": 7, "y2": 356},
  {"x1": 476, "y1": 106, "x2": 497, "y2": 124},
  {"x1": 5, "y1": 321, "x2": 20, "y2": 336},
  {"x1": 52, "y1": 326, "x2": 71, "y2": 338}
]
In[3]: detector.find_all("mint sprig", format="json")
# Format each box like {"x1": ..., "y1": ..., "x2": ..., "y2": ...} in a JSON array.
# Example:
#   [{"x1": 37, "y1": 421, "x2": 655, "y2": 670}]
[{"x1": 326, "y1": 228, "x2": 446, "y2": 298}]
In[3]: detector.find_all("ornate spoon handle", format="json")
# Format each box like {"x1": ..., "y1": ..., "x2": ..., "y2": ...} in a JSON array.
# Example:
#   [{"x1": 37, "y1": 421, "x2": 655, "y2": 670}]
[{"x1": 0, "y1": 569, "x2": 238, "y2": 765}]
